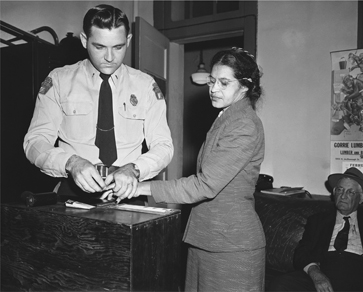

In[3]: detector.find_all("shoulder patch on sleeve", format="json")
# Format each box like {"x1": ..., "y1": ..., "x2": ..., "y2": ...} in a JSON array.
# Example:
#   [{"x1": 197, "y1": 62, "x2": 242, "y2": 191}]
[
  {"x1": 39, "y1": 77, "x2": 53, "y2": 95},
  {"x1": 152, "y1": 82, "x2": 164, "y2": 100}
]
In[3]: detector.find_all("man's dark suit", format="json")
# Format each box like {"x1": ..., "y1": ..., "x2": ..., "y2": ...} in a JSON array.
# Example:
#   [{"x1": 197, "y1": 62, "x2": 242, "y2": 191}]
[
  {"x1": 293, "y1": 205, "x2": 363, "y2": 270},
  {"x1": 292, "y1": 205, "x2": 363, "y2": 291}
]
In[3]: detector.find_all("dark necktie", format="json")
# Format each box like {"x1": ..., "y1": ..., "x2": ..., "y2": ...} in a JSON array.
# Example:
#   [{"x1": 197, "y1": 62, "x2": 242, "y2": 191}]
[
  {"x1": 95, "y1": 73, "x2": 117, "y2": 166},
  {"x1": 333, "y1": 216, "x2": 350, "y2": 252}
]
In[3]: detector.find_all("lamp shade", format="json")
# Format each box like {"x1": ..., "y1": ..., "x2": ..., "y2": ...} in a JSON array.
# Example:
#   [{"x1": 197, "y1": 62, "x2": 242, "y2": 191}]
[
  {"x1": 191, "y1": 50, "x2": 209, "y2": 85},
  {"x1": 191, "y1": 64, "x2": 209, "y2": 85}
]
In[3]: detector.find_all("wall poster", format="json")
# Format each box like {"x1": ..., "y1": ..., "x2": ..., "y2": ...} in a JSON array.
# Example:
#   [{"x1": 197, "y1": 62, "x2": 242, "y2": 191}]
[{"x1": 331, "y1": 49, "x2": 363, "y2": 173}]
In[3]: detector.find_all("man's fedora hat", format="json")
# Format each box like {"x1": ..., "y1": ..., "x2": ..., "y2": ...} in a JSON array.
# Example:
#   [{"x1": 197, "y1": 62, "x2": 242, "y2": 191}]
[{"x1": 328, "y1": 167, "x2": 363, "y2": 190}]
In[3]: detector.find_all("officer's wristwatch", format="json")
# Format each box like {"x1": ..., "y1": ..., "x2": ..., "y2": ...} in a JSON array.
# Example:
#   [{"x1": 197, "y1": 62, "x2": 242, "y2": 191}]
[{"x1": 132, "y1": 163, "x2": 140, "y2": 179}]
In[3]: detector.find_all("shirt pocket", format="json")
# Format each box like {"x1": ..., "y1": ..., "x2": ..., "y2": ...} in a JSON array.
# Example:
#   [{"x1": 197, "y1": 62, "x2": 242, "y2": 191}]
[
  {"x1": 117, "y1": 104, "x2": 146, "y2": 143},
  {"x1": 61, "y1": 101, "x2": 94, "y2": 141},
  {"x1": 118, "y1": 103, "x2": 146, "y2": 120}
]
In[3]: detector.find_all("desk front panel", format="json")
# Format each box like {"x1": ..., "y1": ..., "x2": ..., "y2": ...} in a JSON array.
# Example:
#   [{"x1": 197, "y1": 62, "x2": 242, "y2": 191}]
[{"x1": 1, "y1": 203, "x2": 181, "y2": 291}]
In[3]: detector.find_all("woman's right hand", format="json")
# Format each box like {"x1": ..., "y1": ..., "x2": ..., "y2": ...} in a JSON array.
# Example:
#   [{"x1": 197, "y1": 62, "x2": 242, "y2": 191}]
[
  {"x1": 111, "y1": 181, "x2": 152, "y2": 204},
  {"x1": 136, "y1": 182, "x2": 151, "y2": 197}
]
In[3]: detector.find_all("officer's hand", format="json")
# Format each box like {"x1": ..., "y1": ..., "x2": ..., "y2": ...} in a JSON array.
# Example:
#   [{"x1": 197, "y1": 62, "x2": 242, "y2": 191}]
[
  {"x1": 65, "y1": 155, "x2": 106, "y2": 193},
  {"x1": 308, "y1": 266, "x2": 334, "y2": 292},
  {"x1": 101, "y1": 163, "x2": 139, "y2": 203}
]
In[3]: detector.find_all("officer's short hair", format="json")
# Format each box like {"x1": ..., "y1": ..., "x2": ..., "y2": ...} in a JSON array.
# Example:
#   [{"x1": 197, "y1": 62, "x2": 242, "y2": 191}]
[{"x1": 83, "y1": 4, "x2": 130, "y2": 37}]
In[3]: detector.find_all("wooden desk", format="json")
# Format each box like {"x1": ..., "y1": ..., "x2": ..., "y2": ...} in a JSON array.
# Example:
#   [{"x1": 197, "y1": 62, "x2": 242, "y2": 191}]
[{"x1": 1, "y1": 202, "x2": 181, "y2": 291}]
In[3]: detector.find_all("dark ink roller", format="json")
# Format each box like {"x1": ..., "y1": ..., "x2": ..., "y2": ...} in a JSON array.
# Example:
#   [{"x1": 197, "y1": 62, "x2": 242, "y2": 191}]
[{"x1": 21, "y1": 191, "x2": 58, "y2": 207}]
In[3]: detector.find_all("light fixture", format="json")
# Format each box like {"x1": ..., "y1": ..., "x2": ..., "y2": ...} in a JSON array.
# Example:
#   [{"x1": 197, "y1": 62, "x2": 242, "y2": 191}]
[{"x1": 191, "y1": 49, "x2": 209, "y2": 85}]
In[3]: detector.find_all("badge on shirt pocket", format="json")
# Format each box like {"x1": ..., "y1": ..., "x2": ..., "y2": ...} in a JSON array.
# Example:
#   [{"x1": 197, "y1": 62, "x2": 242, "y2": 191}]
[{"x1": 130, "y1": 94, "x2": 138, "y2": 106}]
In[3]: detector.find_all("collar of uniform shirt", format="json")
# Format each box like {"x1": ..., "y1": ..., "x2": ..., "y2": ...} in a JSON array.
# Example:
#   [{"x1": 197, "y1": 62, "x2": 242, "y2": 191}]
[{"x1": 85, "y1": 59, "x2": 123, "y2": 86}]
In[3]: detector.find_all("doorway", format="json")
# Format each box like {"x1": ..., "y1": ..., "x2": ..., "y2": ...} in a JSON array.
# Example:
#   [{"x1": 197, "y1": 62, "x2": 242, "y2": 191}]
[
  {"x1": 178, "y1": 36, "x2": 244, "y2": 290},
  {"x1": 183, "y1": 37, "x2": 244, "y2": 177}
]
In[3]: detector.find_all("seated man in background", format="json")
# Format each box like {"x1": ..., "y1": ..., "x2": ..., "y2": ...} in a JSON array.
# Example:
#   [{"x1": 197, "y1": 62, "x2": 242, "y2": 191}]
[{"x1": 268, "y1": 167, "x2": 363, "y2": 292}]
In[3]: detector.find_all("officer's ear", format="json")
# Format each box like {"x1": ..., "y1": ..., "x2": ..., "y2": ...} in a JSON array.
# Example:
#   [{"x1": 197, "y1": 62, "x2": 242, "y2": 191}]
[
  {"x1": 80, "y1": 32, "x2": 87, "y2": 49},
  {"x1": 126, "y1": 33, "x2": 132, "y2": 48}
]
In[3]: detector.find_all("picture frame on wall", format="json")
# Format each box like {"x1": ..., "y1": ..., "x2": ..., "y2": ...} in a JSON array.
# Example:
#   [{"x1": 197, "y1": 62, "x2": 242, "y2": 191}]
[{"x1": 330, "y1": 48, "x2": 363, "y2": 173}]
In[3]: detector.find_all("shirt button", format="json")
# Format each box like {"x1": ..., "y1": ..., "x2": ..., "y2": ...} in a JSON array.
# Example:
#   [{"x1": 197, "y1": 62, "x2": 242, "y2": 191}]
[
  {"x1": 133, "y1": 114, "x2": 136, "y2": 117},
  {"x1": 73, "y1": 110, "x2": 76, "y2": 114}
]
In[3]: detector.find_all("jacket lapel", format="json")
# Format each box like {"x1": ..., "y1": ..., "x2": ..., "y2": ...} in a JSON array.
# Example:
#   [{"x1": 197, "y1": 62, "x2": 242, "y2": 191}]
[
  {"x1": 321, "y1": 209, "x2": 337, "y2": 250},
  {"x1": 197, "y1": 98, "x2": 253, "y2": 171},
  {"x1": 358, "y1": 207, "x2": 363, "y2": 245}
]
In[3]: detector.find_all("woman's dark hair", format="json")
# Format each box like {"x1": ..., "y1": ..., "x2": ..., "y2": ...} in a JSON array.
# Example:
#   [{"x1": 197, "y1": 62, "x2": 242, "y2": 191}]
[
  {"x1": 210, "y1": 47, "x2": 263, "y2": 110},
  {"x1": 83, "y1": 4, "x2": 130, "y2": 37}
]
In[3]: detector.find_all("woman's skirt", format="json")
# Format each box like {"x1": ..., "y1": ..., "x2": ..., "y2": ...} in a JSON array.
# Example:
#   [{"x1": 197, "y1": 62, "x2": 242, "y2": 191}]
[{"x1": 185, "y1": 246, "x2": 265, "y2": 292}]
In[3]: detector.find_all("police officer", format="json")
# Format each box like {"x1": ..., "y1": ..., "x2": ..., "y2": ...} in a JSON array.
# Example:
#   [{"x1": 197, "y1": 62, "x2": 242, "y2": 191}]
[{"x1": 24, "y1": 4, "x2": 173, "y2": 202}]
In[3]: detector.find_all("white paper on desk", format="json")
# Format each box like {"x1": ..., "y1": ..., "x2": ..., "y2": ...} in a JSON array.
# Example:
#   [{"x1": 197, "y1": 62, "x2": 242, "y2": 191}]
[
  {"x1": 65, "y1": 199, "x2": 96, "y2": 210},
  {"x1": 105, "y1": 204, "x2": 174, "y2": 214}
]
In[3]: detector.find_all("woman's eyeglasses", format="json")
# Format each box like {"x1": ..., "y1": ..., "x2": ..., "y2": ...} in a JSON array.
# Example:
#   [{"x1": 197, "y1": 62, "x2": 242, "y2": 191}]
[{"x1": 206, "y1": 76, "x2": 239, "y2": 90}]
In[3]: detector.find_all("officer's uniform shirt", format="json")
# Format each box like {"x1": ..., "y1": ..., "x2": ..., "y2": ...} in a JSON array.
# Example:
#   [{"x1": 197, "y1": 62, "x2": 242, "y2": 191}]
[{"x1": 24, "y1": 59, "x2": 173, "y2": 181}]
